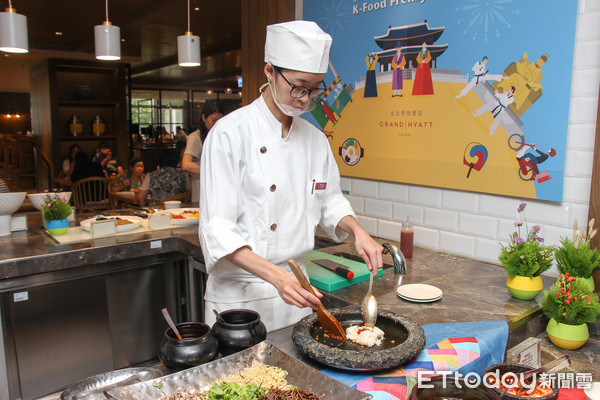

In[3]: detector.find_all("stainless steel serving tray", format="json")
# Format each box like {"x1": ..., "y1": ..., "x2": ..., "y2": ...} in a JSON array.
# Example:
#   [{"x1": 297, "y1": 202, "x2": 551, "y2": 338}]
[{"x1": 105, "y1": 340, "x2": 371, "y2": 400}]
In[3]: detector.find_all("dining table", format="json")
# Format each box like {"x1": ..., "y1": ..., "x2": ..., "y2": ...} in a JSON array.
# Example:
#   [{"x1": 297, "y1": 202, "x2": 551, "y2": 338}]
[{"x1": 110, "y1": 190, "x2": 145, "y2": 207}]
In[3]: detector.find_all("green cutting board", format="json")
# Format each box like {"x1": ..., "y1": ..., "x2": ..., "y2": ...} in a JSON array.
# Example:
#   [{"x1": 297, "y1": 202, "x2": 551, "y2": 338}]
[{"x1": 303, "y1": 250, "x2": 382, "y2": 292}]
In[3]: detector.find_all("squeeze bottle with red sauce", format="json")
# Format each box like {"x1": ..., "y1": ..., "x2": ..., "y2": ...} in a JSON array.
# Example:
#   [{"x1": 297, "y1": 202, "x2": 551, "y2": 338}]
[{"x1": 400, "y1": 216, "x2": 414, "y2": 258}]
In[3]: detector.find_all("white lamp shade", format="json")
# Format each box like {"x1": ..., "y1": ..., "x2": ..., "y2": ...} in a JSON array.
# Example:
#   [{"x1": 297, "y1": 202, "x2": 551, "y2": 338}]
[
  {"x1": 178, "y1": 34, "x2": 200, "y2": 67},
  {"x1": 94, "y1": 23, "x2": 121, "y2": 60},
  {"x1": 0, "y1": 11, "x2": 28, "y2": 53}
]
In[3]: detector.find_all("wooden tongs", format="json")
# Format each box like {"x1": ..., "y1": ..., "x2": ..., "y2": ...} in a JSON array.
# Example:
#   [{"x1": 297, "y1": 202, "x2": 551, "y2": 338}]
[{"x1": 288, "y1": 259, "x2": 346, "y2": 342}]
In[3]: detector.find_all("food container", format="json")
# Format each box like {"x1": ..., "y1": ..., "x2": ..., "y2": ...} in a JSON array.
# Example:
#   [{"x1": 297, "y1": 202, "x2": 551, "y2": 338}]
[
  {"x1": 483, "y1": 363, "x2": 559, "y2": 400},
  {"x1": 69, "y1": 115, "x2": 83, "y2": 136},
  {"x1": 158, "y1": 322, "x2": 218, "y2": 370},
  {"x1": 92, "y1": 115, "x2": 106, "y2": 136},
  {"x1": 410, "y1": 375, "x2": 494, "y2": 400},
  {"x1": 212, "y1": 309, "x2": 267, "y2": 356}
]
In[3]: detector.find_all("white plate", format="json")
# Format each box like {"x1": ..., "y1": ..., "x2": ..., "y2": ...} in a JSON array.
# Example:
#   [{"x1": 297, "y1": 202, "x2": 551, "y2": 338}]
[
  {"x1": 80, "y1": 215, "x2": 143, "y2": 232},
  {"x1": 397, "y1": 283, "x2": 443, "y2": 302},
  {"x1": 154, "y1": 208, "x2": 199, "y2": 226},
  {"x1": 585, "y1": 382, "x2": 600, "y2": 400}
]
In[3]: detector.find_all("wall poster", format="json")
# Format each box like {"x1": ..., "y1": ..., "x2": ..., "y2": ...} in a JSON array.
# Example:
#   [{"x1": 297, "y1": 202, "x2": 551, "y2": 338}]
[{"x1": 302, "y1": 0, "x2": 578, "y2": 202}]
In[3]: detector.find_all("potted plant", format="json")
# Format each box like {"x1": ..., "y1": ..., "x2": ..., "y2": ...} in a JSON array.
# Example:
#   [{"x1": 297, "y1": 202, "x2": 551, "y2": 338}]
[
  {"x1": 541, "y1": 273, "x2": 600, "y2": 350},
  {"x1": 41, "y1": 194, "x2": 72, "y2": 235},
  {"x1": 499, "y1": 203, "x2": 554, "y2": 300},
  {"x1": 554, "y1": 218, "x2": 599, "y2": 292}
]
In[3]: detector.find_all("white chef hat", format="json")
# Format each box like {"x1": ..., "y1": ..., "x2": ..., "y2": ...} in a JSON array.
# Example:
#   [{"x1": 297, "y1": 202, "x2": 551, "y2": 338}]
[{"x1": 264, "y1": 20, "x2": 332, "y2": 74}]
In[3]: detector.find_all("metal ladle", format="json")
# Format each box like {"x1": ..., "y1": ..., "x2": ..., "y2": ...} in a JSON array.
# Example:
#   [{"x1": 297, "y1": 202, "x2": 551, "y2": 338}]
[
  {"x1": 161, "y1": 308, "x2": 183, "y2": 340},
  {"x1": 361, "y1": 269, "x2": 378, "y2": 327}
]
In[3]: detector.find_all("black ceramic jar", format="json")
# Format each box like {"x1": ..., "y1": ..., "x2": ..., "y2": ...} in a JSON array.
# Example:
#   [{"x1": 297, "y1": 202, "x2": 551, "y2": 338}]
[
  {"x1": 212, "y1": 309, "x2": 267, "y2": 356},
  {"x1": 158, "y1": 322, "x2": 218, "y2": 370}
]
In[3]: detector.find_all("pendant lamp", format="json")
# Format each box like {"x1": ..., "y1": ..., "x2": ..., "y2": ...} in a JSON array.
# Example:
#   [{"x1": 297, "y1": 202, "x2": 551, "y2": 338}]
[
  {"x1": 177, "y1": 0, "x2": 200, "y2": 67},
  {"x1": 0, "y1": 0, "x2": 28, "y2": 53},
  {"x1": 94, "y1": 0, "x2": 120, "y2": 60}
]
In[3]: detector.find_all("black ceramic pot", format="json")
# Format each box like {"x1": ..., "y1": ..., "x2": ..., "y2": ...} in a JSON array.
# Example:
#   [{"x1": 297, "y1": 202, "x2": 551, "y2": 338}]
[
  {"x1": 212, "y1": 309, "x2": 267, "y2": 356},
  {"x1": 158, "y1": 322, "x2": 218, "y2": 370}
]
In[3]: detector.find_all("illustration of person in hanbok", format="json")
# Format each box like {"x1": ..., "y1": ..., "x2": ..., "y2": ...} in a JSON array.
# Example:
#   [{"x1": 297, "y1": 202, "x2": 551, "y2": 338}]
[
  {"x1": 412, "y1": 42, "x2": 434, "y2": 95},
  {"x1": 364, "y1": 53, "x2": 379, "y2": 98},
  {"x1": 392, "y1": 47, "x2": 406, "y2": 97},
  {"x1": 318, "y1": 98, "x2": 338, "y2": 126}
]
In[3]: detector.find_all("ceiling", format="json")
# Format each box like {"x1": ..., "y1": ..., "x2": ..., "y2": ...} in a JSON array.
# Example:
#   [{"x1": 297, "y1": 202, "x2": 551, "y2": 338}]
[{"x1": 5, "y1": 0, "x2": 242, "y2": 91}]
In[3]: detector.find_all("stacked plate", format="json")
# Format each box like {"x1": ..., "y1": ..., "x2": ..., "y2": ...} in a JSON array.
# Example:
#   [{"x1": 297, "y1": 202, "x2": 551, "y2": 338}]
[{"x1": 397, "y1": 283, "x2": 443, "y2": 303}]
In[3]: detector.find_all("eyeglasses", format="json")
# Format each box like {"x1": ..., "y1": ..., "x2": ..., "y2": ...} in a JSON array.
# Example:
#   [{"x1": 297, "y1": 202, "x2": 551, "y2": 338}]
[{"x1": 274, "y1": 66, "x2": 326, "y2": 99}]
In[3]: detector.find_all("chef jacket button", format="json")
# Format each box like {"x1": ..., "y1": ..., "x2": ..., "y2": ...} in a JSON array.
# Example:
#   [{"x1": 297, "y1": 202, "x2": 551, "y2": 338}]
[
  {"x1": 270, "y1": 223, "x2": 277, "y2": 231},
  {"x1": 270, "y1": 184, "x2": 276, "y2": 192},
  {"x1": 260, "y1": 146, "x2": 267, "y2": 154}
]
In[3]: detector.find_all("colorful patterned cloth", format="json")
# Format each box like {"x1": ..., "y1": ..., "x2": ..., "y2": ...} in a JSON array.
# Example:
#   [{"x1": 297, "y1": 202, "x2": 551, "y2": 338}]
[{"x1": 322, "y1": 320, "x2": 509, "y2": 400}]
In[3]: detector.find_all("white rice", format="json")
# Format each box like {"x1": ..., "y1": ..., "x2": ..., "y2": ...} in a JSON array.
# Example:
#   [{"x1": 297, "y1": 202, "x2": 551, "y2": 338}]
[{"x1": 345, "y1": 325, "x2": 384, "y2": 347}]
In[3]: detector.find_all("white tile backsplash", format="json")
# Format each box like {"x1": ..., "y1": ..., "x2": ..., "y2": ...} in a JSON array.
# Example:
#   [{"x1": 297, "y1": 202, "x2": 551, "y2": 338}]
[
  {"x1": 352, "y1": 179, "x2": 378, "y2": 198},
  {"x1": 414, "y1": 226, "x2": 439, "y2": 249},
  {"x1": 458, "y1": 213, "x2": 497, "y2": 239},
  {"x1": 346, "y1": 1, "x2": 599, "y2": 265},
  {"x1": 408, "y1": 186, "x2": 442, "y2": 208},
  {"x1": 364, "y1": 198, "x2": 392, "y2": 219},
  {"x1": 439, "y1": 232, "x2": 476, "y2": 258},
  {"x1": 442, "y1": 190, "x2": 479, "y2": 212},
  {"x1": 424, "y1": 208, "x2": 459, "y2": 231},
  {"x1": 378, "y1": 219, "x2": 402, "y2": 241}
]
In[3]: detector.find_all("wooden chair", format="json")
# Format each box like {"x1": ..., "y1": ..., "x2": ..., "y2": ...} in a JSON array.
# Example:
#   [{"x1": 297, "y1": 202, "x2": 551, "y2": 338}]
[
  {"x1": 16, "y1": 135, "x2": 35, "y2": 188},
  {"x1": 72, "y1": 177, "x2": 112, "y2": 212}
]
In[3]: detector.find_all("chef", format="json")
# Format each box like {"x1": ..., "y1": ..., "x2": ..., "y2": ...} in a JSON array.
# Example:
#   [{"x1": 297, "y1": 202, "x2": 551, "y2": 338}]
[{"x1": 199, "y1": 20, "x2": 383, "y2": 332}]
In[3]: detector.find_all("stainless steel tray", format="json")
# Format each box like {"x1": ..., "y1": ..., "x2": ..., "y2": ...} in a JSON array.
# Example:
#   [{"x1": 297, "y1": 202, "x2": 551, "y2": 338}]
[
  {"x1": 61, "y1": 367, "x2": 163, "y2": 400},
  {"x1": 105, "y1": 341, "x2": 371, "y2": 400}
]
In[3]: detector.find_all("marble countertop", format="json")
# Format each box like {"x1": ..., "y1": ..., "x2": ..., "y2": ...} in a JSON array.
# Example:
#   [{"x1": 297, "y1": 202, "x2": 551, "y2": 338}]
[{"x1": 1, "y1": 212, "x2": 598, "y2": 380}]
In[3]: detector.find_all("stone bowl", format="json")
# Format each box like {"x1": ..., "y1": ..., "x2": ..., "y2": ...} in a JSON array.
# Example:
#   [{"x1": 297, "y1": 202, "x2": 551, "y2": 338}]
[
  {"x1": 292, "y1": 306, "x2": 425, "y2": 371},
  {"x1": 483, "y1": 363, "x2": 559, "y2": 400},
  {"x1": 28, "y1": 192, "x2": 72, "y2": 211}
]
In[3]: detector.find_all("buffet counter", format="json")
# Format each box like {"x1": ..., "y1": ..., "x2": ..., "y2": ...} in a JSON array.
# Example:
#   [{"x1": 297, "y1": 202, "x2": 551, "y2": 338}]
[{"x1": 0, "y1": 211, "x2": 598, "y2": 399}]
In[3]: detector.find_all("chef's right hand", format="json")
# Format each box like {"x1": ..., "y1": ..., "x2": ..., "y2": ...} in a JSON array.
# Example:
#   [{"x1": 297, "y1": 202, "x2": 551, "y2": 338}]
[{"x1": 276, "y1": 274, "x2": 322, "y2": 310}]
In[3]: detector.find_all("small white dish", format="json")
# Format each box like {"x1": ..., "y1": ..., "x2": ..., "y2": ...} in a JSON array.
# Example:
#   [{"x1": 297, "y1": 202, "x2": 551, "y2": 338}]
[
  {"x1": 585, "y1": 382, "x2": 600, "y2": 400},
  {"x1": 397, "y1": 283, "x2": 443, "y2": 303},
  {"x1": 164, "y1": 200, "x2": 182, "y2": 210}
]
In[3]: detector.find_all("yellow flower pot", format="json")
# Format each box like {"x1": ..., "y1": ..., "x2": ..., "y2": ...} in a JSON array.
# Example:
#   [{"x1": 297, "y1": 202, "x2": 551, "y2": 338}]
[
  {"x1": 546, "y1": 318, "x2": 589, "y2": 350},
  {"x1": 506, "y1": 275, "x2": 543, "y2": 300}
]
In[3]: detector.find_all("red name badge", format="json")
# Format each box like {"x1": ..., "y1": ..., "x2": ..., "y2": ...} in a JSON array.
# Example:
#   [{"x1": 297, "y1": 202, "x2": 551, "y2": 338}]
[{"x1": 315, "y1": 182, "x2": 327, "y2": 190}]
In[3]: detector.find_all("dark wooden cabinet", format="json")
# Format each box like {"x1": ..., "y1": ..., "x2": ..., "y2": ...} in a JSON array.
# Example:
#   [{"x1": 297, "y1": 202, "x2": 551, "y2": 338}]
[{"x1": 30, "y1": 59, "x2": 129, "y2": 176}]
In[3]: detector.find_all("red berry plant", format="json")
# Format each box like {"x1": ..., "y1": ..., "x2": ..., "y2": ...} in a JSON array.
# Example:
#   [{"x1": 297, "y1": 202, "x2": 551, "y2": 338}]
[{"x1": 542, "y1": 273, "x2": 600, "y2": 325}]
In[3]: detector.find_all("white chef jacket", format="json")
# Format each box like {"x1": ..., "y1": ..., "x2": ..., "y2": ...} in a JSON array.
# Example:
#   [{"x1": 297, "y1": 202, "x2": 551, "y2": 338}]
[{"x1": 199, "y1": 95, "x2": 355, "y2": 331}]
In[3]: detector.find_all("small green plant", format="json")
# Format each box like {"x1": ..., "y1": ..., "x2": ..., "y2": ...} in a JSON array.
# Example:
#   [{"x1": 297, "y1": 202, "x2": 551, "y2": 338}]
[
  {"x1": 41, "y1": 194, "x2": 72, "y2": 221},
  {"x1": 542, "y1": 273, "x2": 600, "y2": 325},
  {"x1": 555, "y1": 219, "x2": 599, "y2": 278},
  {"x1": 499, "y1": 203, "x2": 554, "y2": 277}
]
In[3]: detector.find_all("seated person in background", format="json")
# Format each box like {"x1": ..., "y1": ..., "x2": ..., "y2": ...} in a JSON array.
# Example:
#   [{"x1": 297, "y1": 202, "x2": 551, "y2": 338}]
[
  {"x1": 137, "y1": 149, "x2": 190, "y2": 207},
  {"x1": 62, "y1": 144, "x2": 81, "y2": 178},
  {"x1": 71, "y1": 151, "x2": 105, "y2": 183},
  {"x1": 111, "y1": 157, "x2": 145, "y2": 192},
  {"x1": 93, "y1": 141, "x2": 123, "y2": 177},
  {"x1": 174, "y1": 126, "x2": 187, "y2": 142}
]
